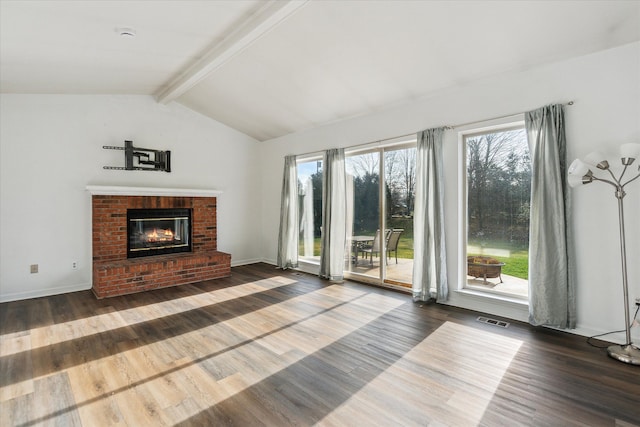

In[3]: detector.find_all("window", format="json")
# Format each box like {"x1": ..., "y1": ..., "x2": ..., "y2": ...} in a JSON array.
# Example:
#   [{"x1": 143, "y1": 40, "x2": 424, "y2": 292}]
[
  {"x1": 297, "y1": 158, "x2": 323, "y2": 262},
  {"x1": 461, "y1": 124, "x2": 530, "y2": 299}
]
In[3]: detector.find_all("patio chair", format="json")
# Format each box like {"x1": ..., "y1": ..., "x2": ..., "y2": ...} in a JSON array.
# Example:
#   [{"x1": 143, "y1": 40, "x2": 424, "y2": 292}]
[
  {"x1": 360, "y1": 229, "x2": 390, "y2": 265},
  {"x1": 385, "y1": 228, "x2": 404, "y2": 264}
]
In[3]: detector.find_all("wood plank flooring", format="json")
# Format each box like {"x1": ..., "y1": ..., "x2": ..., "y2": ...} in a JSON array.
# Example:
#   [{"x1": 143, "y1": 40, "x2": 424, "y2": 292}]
[{"x1": 1, "y1": 263, "x2": 639, "y2": 426}]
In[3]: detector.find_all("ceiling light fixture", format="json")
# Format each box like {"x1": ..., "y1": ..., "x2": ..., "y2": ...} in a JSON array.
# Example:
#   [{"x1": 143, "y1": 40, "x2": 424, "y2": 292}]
[{"x1": 116, "y1": 27, "x2": 136, "y2": 38}]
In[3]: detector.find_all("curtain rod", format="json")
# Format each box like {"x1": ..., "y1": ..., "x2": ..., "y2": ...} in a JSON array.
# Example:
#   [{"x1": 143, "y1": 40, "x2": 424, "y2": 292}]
[
  {"x1": 445, "y1": 101, "x2": 574, "y2": 130},
  {"x1": 293, "y1": 101, "x2": 574, "y2": 159},
  {"x1": 294, "y1": 132, "x2": 415, "y2": 160}
]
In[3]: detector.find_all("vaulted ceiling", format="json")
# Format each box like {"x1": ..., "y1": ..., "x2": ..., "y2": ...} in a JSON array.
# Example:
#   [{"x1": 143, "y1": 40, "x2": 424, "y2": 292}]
[{"x1": 2, "y1": 1, "x2": 639, "y2": 141}]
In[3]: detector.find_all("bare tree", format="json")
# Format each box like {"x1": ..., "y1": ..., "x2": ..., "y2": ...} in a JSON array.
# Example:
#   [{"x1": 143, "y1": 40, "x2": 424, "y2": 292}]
[
  {"x1": 399, "y1": 148, "x2": 416, "y2": 215},
  {"x1": 467, "y1": 129, "x2": 526, "y2": 231},
  {"x1": 347, "y1": 152, "x2": 379, "y2": 177},
  {"x1": 385, "y1": 150, "x2": 398, "y2": 183},
  {"x1": 384, "y1": 150, "x2": 402, "y2": 215}
]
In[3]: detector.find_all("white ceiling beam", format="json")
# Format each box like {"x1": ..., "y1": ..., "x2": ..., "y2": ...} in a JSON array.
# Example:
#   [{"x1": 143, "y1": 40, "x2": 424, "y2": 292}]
[{"x1": 155, "y1": 0, "x2": 308, "y2": 104}]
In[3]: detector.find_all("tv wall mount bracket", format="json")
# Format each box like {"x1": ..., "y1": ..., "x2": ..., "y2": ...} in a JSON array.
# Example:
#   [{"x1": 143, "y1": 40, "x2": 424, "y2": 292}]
[{"x1": 103, "y1": 140, "x2": 171, "y2": 172}]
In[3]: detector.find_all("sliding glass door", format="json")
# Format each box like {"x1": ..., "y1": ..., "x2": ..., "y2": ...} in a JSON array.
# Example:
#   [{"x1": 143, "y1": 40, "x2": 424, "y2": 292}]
[{"x1": 344, "y1": 143, "x2": 415, "y2": 288}]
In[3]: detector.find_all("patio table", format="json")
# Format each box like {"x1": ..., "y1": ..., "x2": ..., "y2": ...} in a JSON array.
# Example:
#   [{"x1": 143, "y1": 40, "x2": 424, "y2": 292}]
[{"x1": 349, "y1": 235, "x2": 374, "y2": 265}]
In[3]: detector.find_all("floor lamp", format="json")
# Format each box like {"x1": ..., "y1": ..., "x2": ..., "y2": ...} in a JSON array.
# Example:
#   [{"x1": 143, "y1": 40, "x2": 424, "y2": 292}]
[{"x1": 568, "y1": 143, "x2": 640, "y2": 365}]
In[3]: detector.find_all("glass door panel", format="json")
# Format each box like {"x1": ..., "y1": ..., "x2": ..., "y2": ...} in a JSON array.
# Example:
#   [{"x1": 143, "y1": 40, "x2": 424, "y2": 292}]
[
  {"x1": 297, "y1": 159, "x2": 322, "y2": 263},
  {"x1": 383, "y1": 147, "x2": 415, "y2": 287},
  {"x1": 345, "y1": 152, "x2": 381, "y2": 280}
]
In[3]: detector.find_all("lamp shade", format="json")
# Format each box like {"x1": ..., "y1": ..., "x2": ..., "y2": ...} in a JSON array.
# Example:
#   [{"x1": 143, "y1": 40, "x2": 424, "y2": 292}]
[
  {"x1": 568, "y1": 173, "x2": 586, "y2": 187},
  {"x1": 584, "y1": 151, "x2": 609, "y2": 169},
  {"x1": 620, "y1": 143, "x2": 640, "y2": 159},
  {"x1": 568, "y1": 158, "x2": 590, "y2": 177}
]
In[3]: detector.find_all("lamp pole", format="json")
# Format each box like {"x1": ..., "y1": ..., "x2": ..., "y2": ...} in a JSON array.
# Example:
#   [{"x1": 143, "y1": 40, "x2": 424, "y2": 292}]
[
  {"x1": 569, "y1": 144, "x2": 640, "y2": 365},
  {"x1": 607, "y1": 180, "x2": 636, "y2": 363}
]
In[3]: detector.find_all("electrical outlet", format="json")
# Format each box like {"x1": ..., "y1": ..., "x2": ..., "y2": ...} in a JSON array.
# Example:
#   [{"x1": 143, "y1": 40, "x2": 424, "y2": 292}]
[
  {"x1": 30, "y1": 264, "x2": 38, "y2": 274},
  {"x1": 635, "y1": 297, "x2": 640, "y2": 306},
  {"x1": 72, "y1": 261, "x2": 78, "y2": 270}
]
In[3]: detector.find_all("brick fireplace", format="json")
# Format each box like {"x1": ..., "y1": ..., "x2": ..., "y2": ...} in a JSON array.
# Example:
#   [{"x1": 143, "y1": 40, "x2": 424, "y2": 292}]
[{"x1": 88, "y1": 186, "x2": 231, "y2": 298}]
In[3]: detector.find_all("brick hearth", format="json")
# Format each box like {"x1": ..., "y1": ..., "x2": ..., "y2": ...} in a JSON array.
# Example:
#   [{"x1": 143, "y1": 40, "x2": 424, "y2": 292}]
[{"x1": 91, "y1": 193, "x2": 230, "y2": 298}]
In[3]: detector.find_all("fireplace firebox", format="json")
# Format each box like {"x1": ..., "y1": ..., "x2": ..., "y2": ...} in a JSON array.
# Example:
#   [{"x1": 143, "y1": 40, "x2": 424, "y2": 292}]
[{"x1": 127, "y1": 208, "x2": 192, "y2": 258}]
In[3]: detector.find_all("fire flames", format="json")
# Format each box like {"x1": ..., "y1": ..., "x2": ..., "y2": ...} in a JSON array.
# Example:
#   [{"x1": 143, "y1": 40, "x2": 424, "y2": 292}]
[{"x1": 146, "y1": 228, "x2": 175, "y2": 242}]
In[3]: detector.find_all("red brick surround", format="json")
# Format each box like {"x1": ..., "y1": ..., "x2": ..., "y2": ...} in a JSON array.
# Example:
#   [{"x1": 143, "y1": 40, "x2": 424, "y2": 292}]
[{"x1": 91, "y1": 195, "x2": 231, "y2": 298}]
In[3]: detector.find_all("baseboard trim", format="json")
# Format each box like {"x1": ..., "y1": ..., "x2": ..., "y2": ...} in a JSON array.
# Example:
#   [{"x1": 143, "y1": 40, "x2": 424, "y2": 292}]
[
  {"x1": 230, "y1": 258, "x2": 264, "y2": 267},
  {"x1": 548, "y1": 325, "x2": 638, "y2": 345},
  {"x1": 0, "y1": 261, "x2": 268, "y2": 302},
  {"x1": 0, "y1": 282, "x2": 92, "y2": 303}
]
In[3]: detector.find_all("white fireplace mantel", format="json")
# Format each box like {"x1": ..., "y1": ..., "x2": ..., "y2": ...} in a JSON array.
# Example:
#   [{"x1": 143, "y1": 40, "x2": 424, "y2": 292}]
[{"x1": 86, "y1": 185, "x2": 223, "y2": 197}]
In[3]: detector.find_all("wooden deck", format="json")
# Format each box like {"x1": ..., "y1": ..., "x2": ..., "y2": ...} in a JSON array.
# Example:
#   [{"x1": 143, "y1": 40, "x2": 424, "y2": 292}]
[
  {"x1": 349, "y1": 257, "x2": 529, "y2": 298},
  {"x1": 1, "y1": 263, "x2": 638, "y2": 426}
]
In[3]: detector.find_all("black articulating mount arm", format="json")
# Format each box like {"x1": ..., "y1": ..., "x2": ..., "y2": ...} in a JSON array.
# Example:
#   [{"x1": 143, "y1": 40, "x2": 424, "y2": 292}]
[{"x1": 103, "y1": 140, "x2": 171, "y2": 172}]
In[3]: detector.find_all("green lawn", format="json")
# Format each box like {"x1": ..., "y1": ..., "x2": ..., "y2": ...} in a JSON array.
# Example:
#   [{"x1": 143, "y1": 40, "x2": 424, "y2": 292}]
[
  {"x1": 298, "y1": 238, "x2": 322, "y2": 257},
  {"x1": 395, "y1": 238, "x2": 413, "y2": 259}
]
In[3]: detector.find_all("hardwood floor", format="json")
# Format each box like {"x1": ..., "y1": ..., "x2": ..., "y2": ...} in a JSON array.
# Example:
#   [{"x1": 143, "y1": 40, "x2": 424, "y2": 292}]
[{"x1": 1, "y1": 263, "x2": 639, "y2": 426}]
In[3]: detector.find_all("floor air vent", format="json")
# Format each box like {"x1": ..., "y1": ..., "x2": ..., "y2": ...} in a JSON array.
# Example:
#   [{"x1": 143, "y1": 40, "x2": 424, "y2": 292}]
[{"x1": 476, "y1": 316, "x2": 510, "y2": 328}]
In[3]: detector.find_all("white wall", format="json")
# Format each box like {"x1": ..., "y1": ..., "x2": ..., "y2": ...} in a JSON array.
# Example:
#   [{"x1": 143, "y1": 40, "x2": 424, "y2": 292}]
[
  {"x1": 257, "y1": 42, "x2": 640, "y2": 342},
  {"x1": 0, "y1": 95, "x2": 261, "y2": 302}
]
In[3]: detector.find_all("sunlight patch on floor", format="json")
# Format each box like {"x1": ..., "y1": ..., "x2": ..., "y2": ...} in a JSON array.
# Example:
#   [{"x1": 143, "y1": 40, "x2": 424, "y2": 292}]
[
  {"x1": 0, "y1": 276, "x2": 297, "y2": 355},
  {"x1": 61, "y1": 286, "x2": 405, "y2": 425},
  {"x1": 320, "y1": 321, "x2": 523, "y2": 426}
]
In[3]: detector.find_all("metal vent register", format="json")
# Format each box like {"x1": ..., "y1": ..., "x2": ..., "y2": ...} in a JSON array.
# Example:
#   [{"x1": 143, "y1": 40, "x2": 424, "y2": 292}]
[{"x1": 476, "y1": 316, "x2": 510, "y2": 328}]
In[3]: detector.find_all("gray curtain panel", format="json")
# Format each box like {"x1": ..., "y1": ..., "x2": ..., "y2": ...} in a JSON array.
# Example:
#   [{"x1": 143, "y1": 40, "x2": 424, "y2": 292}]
[
  {"x1": 525, "y1": 104, "x2": 576, "y2": 328},
  {"x1": 276, "y1": 155, "x2": 299, "y2": 269},
  {"x1": 412, "y1": 128, "x2": 448, "y2": 302},
  {"x1": 319, "y1": 148, "x2": 346, "y2": 281}
]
